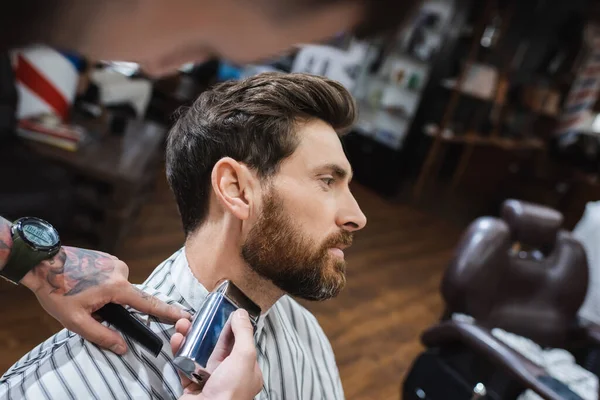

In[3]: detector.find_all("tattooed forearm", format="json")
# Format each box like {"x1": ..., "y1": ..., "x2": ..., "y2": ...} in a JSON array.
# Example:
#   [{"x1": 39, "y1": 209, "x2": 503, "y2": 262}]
[
  {"x1": 27, "y1": 247, "x2": 116, "y2": 296},
  {"x1": 0, "y1": 216, "x2": 13, "y2": 271}
]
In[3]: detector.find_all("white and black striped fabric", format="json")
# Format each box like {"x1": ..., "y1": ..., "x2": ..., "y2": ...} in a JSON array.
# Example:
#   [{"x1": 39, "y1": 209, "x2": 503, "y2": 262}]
[{"x1": 0, "y1": 248, "x2": 344, "y2": 400}]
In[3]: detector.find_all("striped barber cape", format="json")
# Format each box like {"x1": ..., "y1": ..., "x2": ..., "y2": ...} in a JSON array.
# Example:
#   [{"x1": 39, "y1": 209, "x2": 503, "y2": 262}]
[{"x1": 0, "y1": 248, "x2": 345, "y2": 400}]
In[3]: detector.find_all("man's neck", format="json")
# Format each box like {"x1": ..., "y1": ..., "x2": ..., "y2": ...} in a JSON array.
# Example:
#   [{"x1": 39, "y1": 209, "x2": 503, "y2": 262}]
[{"x1": 183, "y1": 223, "x2": 284, "y2": 313}]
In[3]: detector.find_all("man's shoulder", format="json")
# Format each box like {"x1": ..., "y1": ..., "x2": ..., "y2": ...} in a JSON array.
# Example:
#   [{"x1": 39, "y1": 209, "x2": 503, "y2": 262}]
[
  {"x1": 269, "y1": 295, "x2": 343, "y2": 397},
  {"x1": 275, "y1": 295, "x2": 313, "y2": 316},
  {"x1": 0, "y1": 319, "x2": 183, "y2": 399},
  {"x1": 2, "y1": 328, "x2": 78, "y2": 378},
  {"x1": 0, "y1": 249, "x2": 188, "y2": 399}
]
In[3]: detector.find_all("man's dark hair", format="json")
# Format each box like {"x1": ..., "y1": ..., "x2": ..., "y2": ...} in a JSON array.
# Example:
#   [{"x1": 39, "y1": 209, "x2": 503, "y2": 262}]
[{"x1": 166, "y1": 72, "x2": 356, "y2": 235}]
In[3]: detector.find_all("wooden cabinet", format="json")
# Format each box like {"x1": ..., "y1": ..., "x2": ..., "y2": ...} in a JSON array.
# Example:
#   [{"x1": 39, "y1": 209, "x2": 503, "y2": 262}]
[{"x1": 24, "y1": 118, "x2": 167, "y2": 252}]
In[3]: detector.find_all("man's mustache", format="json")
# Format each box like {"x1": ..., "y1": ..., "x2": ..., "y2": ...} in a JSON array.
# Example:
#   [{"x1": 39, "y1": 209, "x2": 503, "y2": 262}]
[{"x1": 321, "y1": 230, "x2": 353, "y2": 251}]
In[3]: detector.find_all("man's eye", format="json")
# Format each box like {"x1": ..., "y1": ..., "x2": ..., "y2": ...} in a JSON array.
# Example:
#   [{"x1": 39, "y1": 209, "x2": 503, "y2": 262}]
[{"x1": 321, "y1": 177, "x2": 335, "y2": 186}]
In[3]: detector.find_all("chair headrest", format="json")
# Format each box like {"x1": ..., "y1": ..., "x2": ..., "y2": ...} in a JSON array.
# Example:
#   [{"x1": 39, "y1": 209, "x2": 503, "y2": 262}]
[
  {"x1": 441, "y1": 200, "x2": 588, "y2": 347},
  {"x1": 501, "y1": 199, "x2": 563, "y2": 250}
]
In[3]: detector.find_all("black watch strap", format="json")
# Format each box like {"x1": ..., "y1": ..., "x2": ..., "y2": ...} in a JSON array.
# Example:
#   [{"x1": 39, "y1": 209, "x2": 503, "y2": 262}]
[{"x1": 0, "y1": 235, "x2": 48, "y2": 284}]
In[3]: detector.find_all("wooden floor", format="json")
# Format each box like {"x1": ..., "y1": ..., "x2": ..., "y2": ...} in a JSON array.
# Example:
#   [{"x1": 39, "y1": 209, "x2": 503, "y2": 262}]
[{"x1": 0, "y1": 167, "x2": 463, "y2": 400}]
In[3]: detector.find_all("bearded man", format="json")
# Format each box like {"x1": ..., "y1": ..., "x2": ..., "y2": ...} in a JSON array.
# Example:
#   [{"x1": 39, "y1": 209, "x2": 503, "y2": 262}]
[{"x1": 0, "y1": 72, "x2": 366, "y2": 400}]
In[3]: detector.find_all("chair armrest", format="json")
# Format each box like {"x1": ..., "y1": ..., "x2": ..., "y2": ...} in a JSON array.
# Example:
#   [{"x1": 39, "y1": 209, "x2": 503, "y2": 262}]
[{"x1": 421, "y1": 320, "x2": 563, "y2": 400}]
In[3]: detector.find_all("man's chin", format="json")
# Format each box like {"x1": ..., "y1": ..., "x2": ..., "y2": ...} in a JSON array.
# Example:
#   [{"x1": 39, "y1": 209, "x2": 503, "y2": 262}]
[
  {"x1": 250, "y1": 259, "x2": 347, "y2": 301},
  {"x1": 302, "y1": 286, "x2": 345, "y2": 302},
  {"x1": 298, "y1": 273, "x2": 346, "y2": 302}
]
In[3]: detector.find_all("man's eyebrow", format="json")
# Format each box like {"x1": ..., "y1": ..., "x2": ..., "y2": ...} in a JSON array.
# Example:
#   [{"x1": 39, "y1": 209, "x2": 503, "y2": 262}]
[{"x1": 320, "y1": 163, "x2": 354, "y2": 182}]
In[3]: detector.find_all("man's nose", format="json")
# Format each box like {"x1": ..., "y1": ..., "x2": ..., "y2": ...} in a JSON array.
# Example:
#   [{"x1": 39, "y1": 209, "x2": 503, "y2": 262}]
[{"x1": 338, "y1": 193, "x2": 367, "y2": 232}]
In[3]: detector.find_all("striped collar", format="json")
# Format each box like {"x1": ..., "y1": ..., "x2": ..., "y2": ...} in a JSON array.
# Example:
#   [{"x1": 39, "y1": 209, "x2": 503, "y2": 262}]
[{"x1": 169, "y1": 247, "x2": 269, "y2": 336}]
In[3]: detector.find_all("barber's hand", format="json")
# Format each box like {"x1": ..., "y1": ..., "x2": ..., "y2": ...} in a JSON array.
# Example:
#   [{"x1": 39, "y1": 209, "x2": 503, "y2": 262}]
[
  {"x1": 20, "y1": 246, "x2": 191, "y2": 355},
  {"x1": 171, "y1": 309, "x2": 264, "y2": 400}
]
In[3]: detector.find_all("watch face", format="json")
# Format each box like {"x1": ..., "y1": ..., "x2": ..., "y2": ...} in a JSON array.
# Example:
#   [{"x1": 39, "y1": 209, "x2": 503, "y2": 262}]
[{"x1": 21, "y1": 219, "x2": 60, "y2": 248}]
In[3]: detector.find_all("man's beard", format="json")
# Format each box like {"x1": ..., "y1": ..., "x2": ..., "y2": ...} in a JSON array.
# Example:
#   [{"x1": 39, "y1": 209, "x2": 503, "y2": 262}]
[{"x1": 241, "y1": 189, "x2": 353, "y2": 301}]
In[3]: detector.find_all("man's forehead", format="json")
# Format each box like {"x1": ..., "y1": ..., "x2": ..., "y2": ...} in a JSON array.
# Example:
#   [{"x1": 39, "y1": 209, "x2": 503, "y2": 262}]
[{"x1": 292, "y1": 120, "x2": 350, "y2": 169}]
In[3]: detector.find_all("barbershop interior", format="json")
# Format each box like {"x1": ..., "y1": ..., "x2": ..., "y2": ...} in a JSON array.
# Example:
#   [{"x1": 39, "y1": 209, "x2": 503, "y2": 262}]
[{"x1": 4, "y1": 0, "x2": 600, "y2": 399}]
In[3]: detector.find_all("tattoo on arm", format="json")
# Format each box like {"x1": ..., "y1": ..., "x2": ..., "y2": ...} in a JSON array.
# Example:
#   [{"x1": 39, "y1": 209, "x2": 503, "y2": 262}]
[
  {"x1": 0, "y1": 217, "x2": 13, "y2": 271},
  {"x1": 31, "y1": 247, "x2": 116, "y2": 296}
]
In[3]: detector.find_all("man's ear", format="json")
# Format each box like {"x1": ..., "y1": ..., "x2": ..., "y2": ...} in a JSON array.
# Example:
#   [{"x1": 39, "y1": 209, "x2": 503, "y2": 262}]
[{"x1": 211, "y1": 157, "x2": 257, "y2": 221}]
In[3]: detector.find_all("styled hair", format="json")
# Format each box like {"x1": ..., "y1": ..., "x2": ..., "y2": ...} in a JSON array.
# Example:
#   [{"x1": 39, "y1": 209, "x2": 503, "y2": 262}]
[{"x1": 166, "y1": 72, "x2": 356, "y2": 235}]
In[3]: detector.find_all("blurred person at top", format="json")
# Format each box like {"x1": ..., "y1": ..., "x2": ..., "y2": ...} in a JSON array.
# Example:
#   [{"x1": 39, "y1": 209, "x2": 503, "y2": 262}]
[{"x1": 3, "y1": 0, "x2": 420, "y2": 76}]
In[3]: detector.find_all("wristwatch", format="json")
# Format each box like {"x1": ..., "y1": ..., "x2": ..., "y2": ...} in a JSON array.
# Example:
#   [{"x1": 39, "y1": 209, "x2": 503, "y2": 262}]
[{"x1": 0, "y1": 217, "x2": 61, "y2": 285}]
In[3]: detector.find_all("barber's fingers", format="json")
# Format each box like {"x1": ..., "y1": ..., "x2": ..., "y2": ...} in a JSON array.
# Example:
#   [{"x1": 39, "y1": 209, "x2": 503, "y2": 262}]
[
  {"x1": 170, "y1": 331, "x2": 193, "y2": 389},
  {"x1": 170, "y1": 318, "x2": 192, "y2": 356},
  {"x1": 75, "y1": 313, "x2": 127, "y2": 355},
  {"x1": 171, "y1": 332, "x2": 184, "y2": 355},
  {"x1": 175, "y1": 318, "x2": 192, "y2": 336},
  {"x1": 115, "y1": 285, "x2": 191, "y2": 323},
  {"x1": 230, "y1": 309, "x2": 257, "y2": 362}
]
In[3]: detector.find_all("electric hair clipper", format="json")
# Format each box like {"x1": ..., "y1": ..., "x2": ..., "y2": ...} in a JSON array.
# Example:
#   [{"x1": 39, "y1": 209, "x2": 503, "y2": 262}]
[{"x1": 173, "y1": 280, "x2": 261, "y2": 386}]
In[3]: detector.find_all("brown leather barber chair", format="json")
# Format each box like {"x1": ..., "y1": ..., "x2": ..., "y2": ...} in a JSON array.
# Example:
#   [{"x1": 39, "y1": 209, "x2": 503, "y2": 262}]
[{"x1": 402, "y1": 199, "x2": 600, "y2": 400}]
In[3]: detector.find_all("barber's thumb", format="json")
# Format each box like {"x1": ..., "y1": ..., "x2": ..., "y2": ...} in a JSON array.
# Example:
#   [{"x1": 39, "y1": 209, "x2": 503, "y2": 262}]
[
  {"x1": 79, "y1": 316, "x2": 128, "y2": 355},
  {"x1": 231, "y1": 309, "x2": 254, "y2": 340},
  {"x1": 234, "y1": 309, "x2": 250, "y2": 325},
  {"x1": 230, "y1": 309, "x2": 257, "y2": 361}
]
